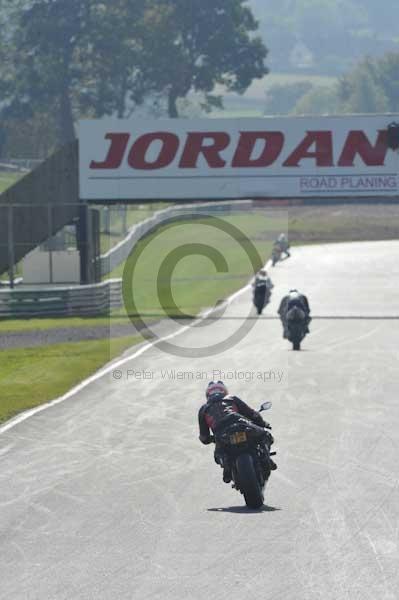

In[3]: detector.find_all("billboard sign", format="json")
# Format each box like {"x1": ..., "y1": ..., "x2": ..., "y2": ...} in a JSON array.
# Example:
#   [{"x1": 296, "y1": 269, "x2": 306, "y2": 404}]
[{"x1": 79, "y1": 116, "x2": 399, "y2": 201}]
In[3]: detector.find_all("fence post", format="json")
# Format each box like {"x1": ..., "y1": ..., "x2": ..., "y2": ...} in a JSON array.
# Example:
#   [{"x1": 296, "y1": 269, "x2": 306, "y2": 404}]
[
  {"x1": 7, "y1": 205, "x2": 15, "y2": 289},
  {"x1": 76, "y1": 203, "x2": 89, "y2": 284},
  {"x1": 47, "y1": 204, "x2": 54, "y2": 284}
]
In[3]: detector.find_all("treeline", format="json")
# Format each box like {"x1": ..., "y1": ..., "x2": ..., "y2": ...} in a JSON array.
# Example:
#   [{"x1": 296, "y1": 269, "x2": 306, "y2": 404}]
[
  {"x1": 250, "y1": 0, "x2": 399, "y2": 74},
  {"x1": 0, "y1": 0, "x2": 268, "y2": 157},
  {"x1": 265, "y1": 53, "x2": 399, "y2": 117}
]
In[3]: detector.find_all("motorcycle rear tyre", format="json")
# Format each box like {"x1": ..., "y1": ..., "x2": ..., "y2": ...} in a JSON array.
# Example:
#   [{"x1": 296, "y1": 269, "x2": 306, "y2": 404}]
[{"x1": 236, "y1": 454, "x2": 264, "y2": 509}]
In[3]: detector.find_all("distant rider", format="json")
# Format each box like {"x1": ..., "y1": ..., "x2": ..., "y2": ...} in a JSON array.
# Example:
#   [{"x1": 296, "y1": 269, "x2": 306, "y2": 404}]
[
  {"x1": 275, "y1": 233, "x2": 290, "y2": 258},
  {"x1": 198, "y1": 381, "x2": 276, "y2": 483},
  {"x1": 253, "y1": 268, "x2": 274, "y2": 292},
  {"x1": 278, "y1": 289, "x2": 311, "y2": 338}
]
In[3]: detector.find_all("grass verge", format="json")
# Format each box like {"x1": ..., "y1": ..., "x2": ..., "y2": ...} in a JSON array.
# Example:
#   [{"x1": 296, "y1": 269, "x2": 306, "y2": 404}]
[
  {"x1": 111, "y1": 212, "x2": 277, "y2": 315},
  {"x1": 0, "y1": 211, "x2": 276, "y2": 423},
  {"x1": 0, "y1": 335, "x2": 141, "y2": 424},
  {"x1": 0, "y1": 172, "x2": 21, "y2": 194},
  {"x1": 287, "y1": 204, "x2": 399, "y2": 243},
  {"x1": 0, "y1": 316, "x2": 134, "y2": 333},
  {"x1": 99, "y1": 202, "x2": 170, "y2": 254}
]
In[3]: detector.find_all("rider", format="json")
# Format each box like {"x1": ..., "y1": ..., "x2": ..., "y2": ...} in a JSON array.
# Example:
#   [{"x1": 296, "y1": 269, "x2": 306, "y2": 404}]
[
  {"x1": 253, "y1": 268, "x2": 274, "y2": 293},
  {"x1": 198, "y1": 381, "x2": 276, "y2": 483},
  {"x1": 278, "y1": 289, "x2": 311, "y2": 338},
  {"x1": 275, "y1": 233, "x2": 290, "y2": 257}
]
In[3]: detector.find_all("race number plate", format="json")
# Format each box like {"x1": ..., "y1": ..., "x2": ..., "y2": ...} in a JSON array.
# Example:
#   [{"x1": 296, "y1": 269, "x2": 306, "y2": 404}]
[{"x1": 230, "y1": 431, "x2": 247, "y2": 445}]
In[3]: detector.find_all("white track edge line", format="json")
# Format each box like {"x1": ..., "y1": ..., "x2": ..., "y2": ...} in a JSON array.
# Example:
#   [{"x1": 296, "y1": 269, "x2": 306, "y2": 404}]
[{"x1": 0, "y1": 260, "x2": 272, "y2": 435}]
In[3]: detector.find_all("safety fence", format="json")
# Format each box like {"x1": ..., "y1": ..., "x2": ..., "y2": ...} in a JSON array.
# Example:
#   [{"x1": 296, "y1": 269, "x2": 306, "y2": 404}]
[
  {"x1": 99, "y1": 200, "x2": 252, "y2": 276},
  {"x1": 0, "y1": 158, "x2": 43, "y2": 172},
  {"x1": 0, "y1": 279, "x2": 122, "y2": 318},
  {"x1": 0, "y1": 199, "x2": 252, "y2": 317}
]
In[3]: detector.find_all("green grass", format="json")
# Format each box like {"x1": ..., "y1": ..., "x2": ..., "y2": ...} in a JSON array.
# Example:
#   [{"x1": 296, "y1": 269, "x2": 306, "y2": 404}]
[
  {"x1": 110, "y1": 213, "x2": 280, "y2": 315},
  {"x1": 0, "y1": 213, "x2": 281, "y2": 333},
  {"x1": 99, "y1": 203, "x2": 171, "y2": 254},
  {"x1": 210, "y1": 108, "x2": 264, "y2": 118},
  {"x1": 0, "y1": 316, "x2": 134, "y2": 333},
  {"x1": 0, "y1": 335, "x2": 142, "y2": 423},
  {"x1": 261, "y1": 73, "x2": 337, "y2": 91},
  {"x1": 287, "y1": 208, "x2": 399, "y2": 242},
  {"x1": 0, "y1": 172, "x2": 21, "y2": 194},
  {"x1": 0, "y1": 212, "x2": 278, "y2": 423}
]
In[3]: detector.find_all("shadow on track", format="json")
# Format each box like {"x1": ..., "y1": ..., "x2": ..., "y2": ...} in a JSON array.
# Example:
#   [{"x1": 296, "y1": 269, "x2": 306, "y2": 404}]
[{"x1": 207, "y1": 505, "x2": 281, "y2": 514}]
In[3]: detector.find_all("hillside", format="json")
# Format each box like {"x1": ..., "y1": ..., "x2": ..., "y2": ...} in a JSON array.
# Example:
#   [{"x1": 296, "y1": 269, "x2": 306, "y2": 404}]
[{"x1": 249, "y1": 0, "x2": 399, "y2": 75}]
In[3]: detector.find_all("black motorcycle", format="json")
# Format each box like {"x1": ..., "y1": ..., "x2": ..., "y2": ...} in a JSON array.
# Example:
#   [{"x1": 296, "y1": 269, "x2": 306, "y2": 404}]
[
  {"x1": 286, "y1": 306, "x2": 307, "y2": 350},
  {"x1": 271, "y1": 244, "x2": 282, "y2": 267},
  {"x1": 215, "y1": 402, "x2": 275, "y2": 509},
  {"x1": 253, "y1": 282, "x2": 271, "y2": 315}
]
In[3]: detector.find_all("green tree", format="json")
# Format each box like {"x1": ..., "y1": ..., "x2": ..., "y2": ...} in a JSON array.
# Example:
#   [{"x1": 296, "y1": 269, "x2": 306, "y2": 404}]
[
  {"x1": 338, "y1": 58, "x2": 389, "y2": 114},
  {"x1": 145, "y1": 0, "x2": 268, "y2": 117},
  {"x1": 293, "y1": 84, "x2": 341, "y2": 115},
  {"x1": 0, "y1": 0, "x2": 150, "y2": 145},
  {"x1": 372, "y1": 52, "x2": 399, "y2": 112},
  {"x1": 264, "y1": 81, "x2": 313, "y2": 115},
  {"x1": 0, "y1": 0, "x2": 268, "y2": 149}
]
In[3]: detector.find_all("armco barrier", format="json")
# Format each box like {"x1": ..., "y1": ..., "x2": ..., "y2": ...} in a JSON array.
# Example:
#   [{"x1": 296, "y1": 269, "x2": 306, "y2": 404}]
[
  {"x1": 0, "y1": 279, "x2": 122, "y2": 318},
  {"x1": 99, "y1": 200, "x2": 252, "y2": 276},
  {"x1": 0, "y1": 200, "x2": 251, "y2": 318}
]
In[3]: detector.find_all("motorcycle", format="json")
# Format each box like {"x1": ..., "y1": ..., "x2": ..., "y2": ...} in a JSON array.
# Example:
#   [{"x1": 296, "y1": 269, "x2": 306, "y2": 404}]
[
  {"x1": 271, "y1": 244, "x2": 282, "y2": 266},
  {"x1": 253, "y1": 281, "x2": 271, "y2": 315},
  {"x1": 213, "y1": 401, "x2": 275, "y2": 509},
  {"x1": 286, "y1": 306, "x2": 307, "y2": 350},
  {"x1": 279, "y1": 240, "x2": 291, "y2": 258}
]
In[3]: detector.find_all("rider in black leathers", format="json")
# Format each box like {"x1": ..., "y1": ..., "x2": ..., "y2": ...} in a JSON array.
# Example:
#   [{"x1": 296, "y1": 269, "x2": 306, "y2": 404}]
[
  {"x1": 198, "y1": 381, "x2": 276, "y2": 483},
  {"x1": 278, "y1": 289, "x2": 311, "y2": 338}
]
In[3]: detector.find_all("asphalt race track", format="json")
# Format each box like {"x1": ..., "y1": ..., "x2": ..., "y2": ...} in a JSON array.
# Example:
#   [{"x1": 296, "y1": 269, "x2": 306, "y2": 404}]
[{"x1": 1, "y1": 241, "x2": 399, "y2": 600}]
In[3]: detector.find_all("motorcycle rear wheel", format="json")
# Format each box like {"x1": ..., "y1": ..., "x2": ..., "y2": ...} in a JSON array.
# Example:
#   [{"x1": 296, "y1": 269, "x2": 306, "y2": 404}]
[
  {"x1": 293, "y1": 339, "x2": 301, "y2": 350},
  {"x1": 235, "y1": 453, "x2": 264, "y2": 509}
]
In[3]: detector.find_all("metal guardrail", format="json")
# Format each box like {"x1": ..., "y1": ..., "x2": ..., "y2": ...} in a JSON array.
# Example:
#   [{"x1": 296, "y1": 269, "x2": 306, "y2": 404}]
[
  {"x1": 0, "y1": 159, "x2": 43, "y2": 172},
  {"x1": 100, "y1": 200, "x2": 252, "y2": 276},
  {"x1": 0, "y1": 279, "x2": 122, "y2": 318},
  {"x1": 0, "y1": 200, "x2": 252, "y2": 318}
]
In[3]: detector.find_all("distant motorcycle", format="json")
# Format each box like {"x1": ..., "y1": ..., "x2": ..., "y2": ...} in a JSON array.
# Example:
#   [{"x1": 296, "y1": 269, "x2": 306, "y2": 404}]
[
  {"x1": 253, "y1": 281, "x2": 271, "y2": 315},
  {"x1": 286, "y1": 306, "x2": 307, "y2": 350},
  {"x1": 279, "y1": 240, "x2": 291, "y2": 258},
  {"x1": 271, "y1": 244, "x2": 282, "y2": 267},
  {"x1": 213, "y1": 402, "x2": 276, "y2": 509}
]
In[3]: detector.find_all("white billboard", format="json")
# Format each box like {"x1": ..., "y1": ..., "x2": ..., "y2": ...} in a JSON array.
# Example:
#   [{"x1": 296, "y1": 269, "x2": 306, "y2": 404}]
[{"x1": 79, "y1": 116, "x2": 399, "y2": 201}]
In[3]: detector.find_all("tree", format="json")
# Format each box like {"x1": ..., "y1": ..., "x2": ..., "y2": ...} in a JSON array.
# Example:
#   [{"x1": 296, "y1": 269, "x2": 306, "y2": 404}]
[
  {"x1": 338, "y1": 58, "x2": 389, "y2": 114},
  {"x1": 293, "y1": 84, "x2": 341, "y2": 115},
  {"x1": 264, "y1": 81, "x2": 313, "y2": 115},
  {"x1": 0, "y1": 0, "x2": 268, "y2": 149},
  {"x1": 373, "y1": 53, "x2": 399, "y2": 112},
  {"x1": 143, "y1": 0, "x2": 268, "y2": 117},
  {"x1": 0, "y1": 0, "x2": 151, "y2": 145}
]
